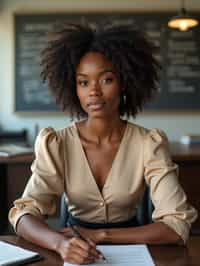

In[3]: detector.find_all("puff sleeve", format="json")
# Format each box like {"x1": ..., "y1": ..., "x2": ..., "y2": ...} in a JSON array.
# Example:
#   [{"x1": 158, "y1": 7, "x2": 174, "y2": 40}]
[
  {"x1": 143, "y1": 128, "x2": 198, "y2": 244},
  {"x1": 9, "y1": 128, "x2": 65, "y2": 231}
]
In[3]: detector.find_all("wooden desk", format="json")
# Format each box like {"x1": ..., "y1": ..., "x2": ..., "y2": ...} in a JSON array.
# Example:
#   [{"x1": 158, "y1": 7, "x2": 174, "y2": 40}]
[
  {"x1": 0, "y1": 143, "x2": 200, "y2": 234},
  {"x1": 0, "y1": 235, "x2": 200, "y2": 266},
  {"x1": 0, "y1": 155, "x2": 34, "y2": 232}
]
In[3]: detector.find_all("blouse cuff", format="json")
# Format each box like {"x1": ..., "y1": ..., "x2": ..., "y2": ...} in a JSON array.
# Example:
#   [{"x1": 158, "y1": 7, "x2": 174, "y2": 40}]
[{"x1": 8, "y1": 203, "x2": 43, "y2": 232}]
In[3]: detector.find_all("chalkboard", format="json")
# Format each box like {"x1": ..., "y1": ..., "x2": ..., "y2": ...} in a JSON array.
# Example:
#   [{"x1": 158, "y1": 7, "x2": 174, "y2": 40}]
[{"x1": 14, "y1": 12, "x2": 200, "y2": 112}]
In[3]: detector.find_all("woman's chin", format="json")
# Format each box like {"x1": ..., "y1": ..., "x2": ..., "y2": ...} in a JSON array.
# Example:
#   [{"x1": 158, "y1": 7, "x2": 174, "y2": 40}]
[{"x1": 88, "y1": 112, "x2": 117, "y2": 120}]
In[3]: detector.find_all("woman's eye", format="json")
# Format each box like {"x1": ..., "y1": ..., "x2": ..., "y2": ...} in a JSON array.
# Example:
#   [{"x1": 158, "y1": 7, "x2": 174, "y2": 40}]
[
  {"x1": 102, "y1": 77, "x2": 113, "y2": 84},
  {"x1": 78, "y1": 80, "x2": 88, "y2": 87}
]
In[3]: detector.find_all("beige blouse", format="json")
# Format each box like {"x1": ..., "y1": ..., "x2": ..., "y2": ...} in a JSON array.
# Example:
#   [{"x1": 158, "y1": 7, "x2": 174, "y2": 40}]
[{"x1": 9, "y1": 122, "x2": 197, "y2": 243}]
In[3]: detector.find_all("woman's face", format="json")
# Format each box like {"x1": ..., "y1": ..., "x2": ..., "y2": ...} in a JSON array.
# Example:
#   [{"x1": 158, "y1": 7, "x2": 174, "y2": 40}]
[{"x1": 76, "y1": 52, "x2": 121, "y2": 119}]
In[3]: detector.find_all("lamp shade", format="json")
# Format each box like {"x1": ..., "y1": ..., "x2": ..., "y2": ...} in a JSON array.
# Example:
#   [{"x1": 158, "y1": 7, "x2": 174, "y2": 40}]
[{"x1": 168, "y1": 8, "x2": 199, "y2": 31}]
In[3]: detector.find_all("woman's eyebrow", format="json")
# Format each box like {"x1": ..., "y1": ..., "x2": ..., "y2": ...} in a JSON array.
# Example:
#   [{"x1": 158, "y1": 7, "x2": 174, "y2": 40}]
[
  {"x1": 99, "y1": 69, "x2": 115, "y2": 75},
  {"x1": 77, "y1": 69, "x2": 115, "y2": 77}
]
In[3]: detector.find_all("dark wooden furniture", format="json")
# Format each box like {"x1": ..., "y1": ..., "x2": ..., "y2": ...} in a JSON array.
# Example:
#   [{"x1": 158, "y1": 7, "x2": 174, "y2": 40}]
[
  {"x1": 0, "y1": 129, "x2": 28, "y2": 144},
  {"x1": 0, "y1": 142, "x2": 200, "y2": 234},
  {"x1": 0, "y1": 235, "x2": 200, "y2": 266},
  {"x1": 0, "y1": 155, "x2": 34, "y2": 232}
]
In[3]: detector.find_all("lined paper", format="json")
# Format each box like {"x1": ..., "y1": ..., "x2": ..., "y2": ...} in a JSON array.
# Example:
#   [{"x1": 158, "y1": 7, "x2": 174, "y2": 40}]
[{"x1": 64, "y1": 244, "x2": 155, "y2": 266}]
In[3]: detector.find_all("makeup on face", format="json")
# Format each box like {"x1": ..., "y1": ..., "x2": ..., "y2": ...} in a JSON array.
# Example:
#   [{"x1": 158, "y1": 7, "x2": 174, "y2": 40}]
[{"x1": 76, "y1": 52, "x2": 121, "y2": 117}]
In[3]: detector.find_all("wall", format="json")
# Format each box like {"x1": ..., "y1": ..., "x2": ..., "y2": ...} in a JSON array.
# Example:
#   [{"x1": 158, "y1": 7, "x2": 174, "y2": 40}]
[{"x1": 0, "y1": 0, "x2": 200, "y2": 143}]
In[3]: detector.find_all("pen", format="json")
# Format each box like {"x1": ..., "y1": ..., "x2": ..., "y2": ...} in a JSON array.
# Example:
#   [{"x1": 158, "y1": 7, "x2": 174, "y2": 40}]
[{"x1": 67, "y1": 222, "x2": 107, "y2": 262}]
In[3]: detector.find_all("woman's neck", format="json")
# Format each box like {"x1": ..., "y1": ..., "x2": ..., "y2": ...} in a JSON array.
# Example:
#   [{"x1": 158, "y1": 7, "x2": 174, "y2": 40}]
[{"x1": 80, "y1": 117, "x2": 126, "y2": 144}]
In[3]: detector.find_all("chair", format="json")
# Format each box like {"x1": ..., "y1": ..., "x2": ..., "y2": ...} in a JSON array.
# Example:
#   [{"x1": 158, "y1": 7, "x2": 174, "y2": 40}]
[
  {"x1": 136, "y1": 186, "x2": 154, "y2": 225},
  {"x1": 60, "y1": 186, "x2": 154, "y2": 228},
  {"x1": 60, "y1": 194, "x2": 70, "y2": 228}
]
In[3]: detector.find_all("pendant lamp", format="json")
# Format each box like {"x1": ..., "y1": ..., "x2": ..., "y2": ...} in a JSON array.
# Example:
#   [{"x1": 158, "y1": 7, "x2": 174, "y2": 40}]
[{"x1": 168, "y1": 0, "x2": 199, "y2": 31}]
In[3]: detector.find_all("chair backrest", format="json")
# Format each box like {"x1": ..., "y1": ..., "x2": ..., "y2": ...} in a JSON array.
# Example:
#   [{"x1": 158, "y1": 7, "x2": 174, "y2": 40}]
[
  {"x1": 136, "y1": 186, "x2": 154, "y2": 225},
  {"x1": 60, "y1": 186, "x2": 154, "y2": 228},
  {"x1": 60, "y1": 193, "x2": 70, "y2": 228}
]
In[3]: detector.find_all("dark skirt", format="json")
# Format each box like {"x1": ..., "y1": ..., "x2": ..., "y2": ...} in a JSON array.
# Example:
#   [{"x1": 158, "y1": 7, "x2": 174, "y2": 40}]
[{"x1": 67, "y1": 213, "x2": 139, "y2": 229}]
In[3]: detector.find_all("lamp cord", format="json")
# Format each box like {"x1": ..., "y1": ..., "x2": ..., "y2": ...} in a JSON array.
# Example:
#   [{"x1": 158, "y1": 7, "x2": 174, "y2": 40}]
[{"x1": 181, "y1": 0, "x2": 185, "y2": 9}]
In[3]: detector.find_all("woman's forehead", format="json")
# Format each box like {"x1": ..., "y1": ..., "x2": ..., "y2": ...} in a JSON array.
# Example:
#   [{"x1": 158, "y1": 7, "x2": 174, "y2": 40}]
[{"x1": 76, "y1": 52, "x2": 115, "y2": 75}]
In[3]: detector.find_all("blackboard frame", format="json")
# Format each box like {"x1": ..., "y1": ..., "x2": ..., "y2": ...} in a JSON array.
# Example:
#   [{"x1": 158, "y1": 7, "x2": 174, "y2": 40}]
[{"x1": 14, "y1": 11, "x2": 200, "y2": 113}]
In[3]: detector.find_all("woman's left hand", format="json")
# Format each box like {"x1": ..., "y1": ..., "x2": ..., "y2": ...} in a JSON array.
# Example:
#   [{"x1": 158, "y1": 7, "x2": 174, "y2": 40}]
[
  {"x1": 77, "y1": 227, "x2": 106, "y2": 243},
  {"x1": 59, "y1": 227, "x2": 74, "y2": 239},
  {"x1": 59, "y1": 227, "x2": 106, "y2": 243}
]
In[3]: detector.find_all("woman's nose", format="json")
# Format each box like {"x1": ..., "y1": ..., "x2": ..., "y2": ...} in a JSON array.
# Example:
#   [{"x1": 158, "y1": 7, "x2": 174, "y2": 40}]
[{"x1": 89, "y1": 82, "x2": 102, "y2": 96}]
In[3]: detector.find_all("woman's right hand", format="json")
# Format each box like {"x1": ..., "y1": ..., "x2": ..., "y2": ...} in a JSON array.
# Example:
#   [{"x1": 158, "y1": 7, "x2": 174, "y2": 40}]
[{"x1": 57, "y1": 237, "x2": 101, "y2": 264}]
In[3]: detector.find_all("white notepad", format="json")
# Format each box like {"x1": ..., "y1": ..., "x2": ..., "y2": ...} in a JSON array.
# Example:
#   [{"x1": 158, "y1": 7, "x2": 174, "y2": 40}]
[
  {"x1": 0, "y1": 241, "x2": 41, "y2": 266},
  {"x1": 64, "y1": 244, "x2": 155, "y2": 266}
]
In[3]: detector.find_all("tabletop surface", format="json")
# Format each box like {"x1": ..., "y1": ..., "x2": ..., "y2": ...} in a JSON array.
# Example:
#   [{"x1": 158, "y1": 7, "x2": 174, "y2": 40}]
[{"x1": 0, "y1": 235, "x2": 200, "y2": 266}]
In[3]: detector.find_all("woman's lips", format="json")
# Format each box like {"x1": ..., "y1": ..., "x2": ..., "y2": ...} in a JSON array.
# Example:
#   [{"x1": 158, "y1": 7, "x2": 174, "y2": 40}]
[{"x1": 87, "y1": 102, "x2": 105, "y2": 110}]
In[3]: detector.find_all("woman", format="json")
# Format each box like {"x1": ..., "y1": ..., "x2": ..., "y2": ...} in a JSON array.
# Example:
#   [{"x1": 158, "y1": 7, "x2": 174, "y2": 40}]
[{"x1": 9, "y1": 23, "x2": 197, "y2": 265}]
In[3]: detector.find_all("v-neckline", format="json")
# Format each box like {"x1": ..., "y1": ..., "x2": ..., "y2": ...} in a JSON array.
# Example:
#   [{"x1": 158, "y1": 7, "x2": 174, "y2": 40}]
[{"x1": 73, "y1": 121, "x2": 129, "y2": 197}]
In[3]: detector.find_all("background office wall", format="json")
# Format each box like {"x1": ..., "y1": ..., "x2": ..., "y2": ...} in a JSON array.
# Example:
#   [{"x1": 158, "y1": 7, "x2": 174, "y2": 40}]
[{"x1": 0, "y1": 0, "x2": 200, "y2": 143}]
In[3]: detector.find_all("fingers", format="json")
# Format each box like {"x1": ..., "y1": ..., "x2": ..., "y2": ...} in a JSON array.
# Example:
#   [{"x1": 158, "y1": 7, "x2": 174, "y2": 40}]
[
  {"x1": 62, "y1": 237, "x2": 100, "y2": 264},
  {"x1": 86, "y1": 238, "x2": 103, "y2": 258},
  {"x1": 64, "y1": 250, "x2": 95, "y2": 265},
  {"x1": 74, "y1": 238, "x2": 100, "y2": 259},
  {"x1": 71, "y1": 241, "x2": 96, "y2": 263}
]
